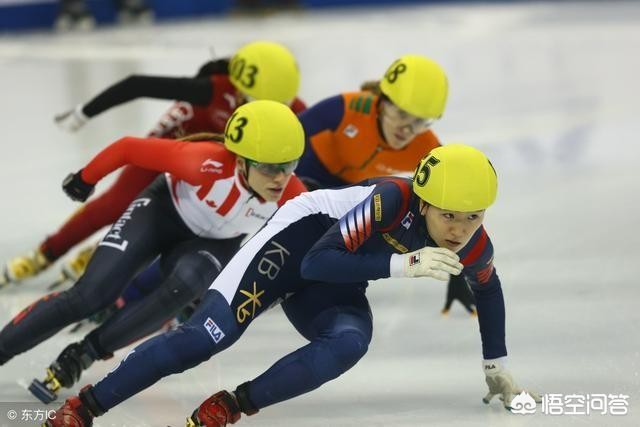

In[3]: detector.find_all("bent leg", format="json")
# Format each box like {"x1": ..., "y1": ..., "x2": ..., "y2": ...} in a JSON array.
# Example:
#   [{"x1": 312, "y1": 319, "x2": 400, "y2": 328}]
[
  {"x1": 246, "y1": 283, "x2": 373, "y2": 409},
  {"x1": 85, "y1": 237, "x2": 242, "y2": 357},
  {"x1": 89, "y1": 289, "x2": 242, "y2": 411},
  {"x1": 0, "y1": 180, "x2": 181, "y2": 360}
]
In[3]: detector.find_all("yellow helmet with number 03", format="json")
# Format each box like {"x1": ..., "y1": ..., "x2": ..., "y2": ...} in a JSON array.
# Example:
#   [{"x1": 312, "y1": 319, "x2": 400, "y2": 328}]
[
  {"x1": 379, "y1": 54, "x2": 448, "y2": 119},
  {"x1": 413, "y1": 144, "x2": 497, "y2": 212},
  {"x1": 228, "y1": 41, "x2": 300, "y2": 104},
  {"x1": 223, "y1": 100, "x2": 305, "y2": 164}
]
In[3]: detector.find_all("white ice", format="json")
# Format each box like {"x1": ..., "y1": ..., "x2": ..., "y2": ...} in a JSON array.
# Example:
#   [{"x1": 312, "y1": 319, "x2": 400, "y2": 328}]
[{"x1": 0, "y1": 1, "x2": 639, "y2": 426}]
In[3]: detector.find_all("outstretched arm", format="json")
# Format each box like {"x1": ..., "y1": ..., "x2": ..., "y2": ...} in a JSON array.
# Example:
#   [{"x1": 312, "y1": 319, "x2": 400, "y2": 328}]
[{"x1": 55, "y1": 76, "x2": 214, "y2": 132}]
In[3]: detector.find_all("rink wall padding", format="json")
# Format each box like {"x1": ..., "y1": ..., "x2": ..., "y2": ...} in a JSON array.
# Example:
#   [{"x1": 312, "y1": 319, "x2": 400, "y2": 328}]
[{"x1": 1, "y1": 0, "x2": 465, "y2": 32}]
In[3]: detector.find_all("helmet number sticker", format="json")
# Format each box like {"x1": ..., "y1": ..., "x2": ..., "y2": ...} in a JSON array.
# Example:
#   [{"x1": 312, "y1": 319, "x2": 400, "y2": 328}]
[
  {"x1": 230, "y1": 57, "x2": 259, "y2": 88},
  {"x1": 414, "y1": 156, "x2": 440, "y2": 186},
  {"x1": 385, "y1": 61, "x2": 407, "y2": 84},
  {"x1": 225, "y1": 112, "x2": 249, "y2": 143}
]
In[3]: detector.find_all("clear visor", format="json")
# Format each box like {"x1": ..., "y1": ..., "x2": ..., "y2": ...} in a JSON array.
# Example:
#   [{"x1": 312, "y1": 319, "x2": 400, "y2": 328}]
[
  {"x1": 246, "y1": 159, "x2": 299, "y2": 176},
  {"x1": 382, "y1": 100, "x2": 438, "y2": 132}
]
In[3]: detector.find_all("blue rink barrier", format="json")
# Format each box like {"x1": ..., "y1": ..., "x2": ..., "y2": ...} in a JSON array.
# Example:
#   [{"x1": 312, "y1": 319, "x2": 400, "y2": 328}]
[
  {"x1": 0, "y1": 0, "x2": 233, "y2": 32},
  {"x1": 0, "y1": 0, "x2": 489, "y2": 32}
]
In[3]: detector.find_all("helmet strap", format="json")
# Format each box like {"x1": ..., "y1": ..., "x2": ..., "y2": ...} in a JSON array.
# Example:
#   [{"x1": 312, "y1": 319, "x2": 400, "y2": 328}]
[{"x1": 237, "y1": 158, "x2": 265, "y2": 202}]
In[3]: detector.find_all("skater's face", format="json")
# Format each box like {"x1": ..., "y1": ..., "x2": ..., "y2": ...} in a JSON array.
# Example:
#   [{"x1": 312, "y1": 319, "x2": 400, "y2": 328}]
[
  {"x1": 379, "y1": 100, "x2": 436, "y2": 150},
  {"x1": 420, "y1": 202, "x2": 485, "y2": 252},
  {"x1": 237, "y1": 158, "x2": 297, "y2": 201}
]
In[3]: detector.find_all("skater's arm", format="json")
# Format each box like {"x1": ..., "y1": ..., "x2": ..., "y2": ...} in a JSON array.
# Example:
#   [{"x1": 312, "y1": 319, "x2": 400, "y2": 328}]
[
  {"x1": 301, "y1": 180, "x2": 408, "y2": 282},
  {"x1": 80, "y1": 137, "x2": 228, "y2": 186},
  {"x1": 81, "y1": 76, "x2": 214, "y2": 118},
  {"x1": 460, "y1": 230, "x2": 507, "y2": 359},
  {"x1": 298, "y1": 95, "x2": 344, "y2": 146}
]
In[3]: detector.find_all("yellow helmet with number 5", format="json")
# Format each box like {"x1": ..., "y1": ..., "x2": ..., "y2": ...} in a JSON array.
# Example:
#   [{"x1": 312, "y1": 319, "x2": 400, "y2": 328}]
[
  {"x1": 413, "y1": 144, "x2": 497, "y2": 212},
  {"x1": 228, "y1": 41, "x2": 300, "y2": 104},
  {"x1": 224, "y1": 100, "x2": 305, "y2": 163},
  {"x1": 380, "y1": 54, "x2": 448, "y2": 119}
]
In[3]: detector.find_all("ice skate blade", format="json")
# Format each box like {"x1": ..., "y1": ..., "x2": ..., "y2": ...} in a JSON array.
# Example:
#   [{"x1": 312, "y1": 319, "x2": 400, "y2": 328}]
[{"x1": 28, "y1": 379, "x2": 58, "y2": 404}]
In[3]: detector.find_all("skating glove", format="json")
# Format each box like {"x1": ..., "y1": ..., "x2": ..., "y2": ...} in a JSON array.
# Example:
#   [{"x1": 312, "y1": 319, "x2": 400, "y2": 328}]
[
  {"x1": 63, "y1": 170, "x2": 95, "y2": 202},
  {"x1": 54, "y1": 104, "x2": 89, "y2": 132},
  {"x1": 390, "y1": 247, "x2": 463, "y2": 281},
  {"x1": 483, "y1": 357, "x2": 542, "y2": 410}
]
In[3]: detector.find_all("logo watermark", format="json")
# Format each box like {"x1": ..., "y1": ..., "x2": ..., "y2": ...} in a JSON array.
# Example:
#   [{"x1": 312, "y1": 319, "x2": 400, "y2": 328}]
[
  {"x1": 1, "y1": 403, "x2": 56, "y2": 426},
  {"x1": 510, "y1": 391, "x2": 630, "y2": 416}
]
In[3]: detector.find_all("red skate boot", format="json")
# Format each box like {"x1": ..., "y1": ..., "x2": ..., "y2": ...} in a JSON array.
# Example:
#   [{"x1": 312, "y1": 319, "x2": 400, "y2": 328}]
[
  {"x1": 43, "y1": 395, "x2": 93, "y2": 427},
  {"x1": 186, "y1": 391, "x2": 242, "y2": 427}
]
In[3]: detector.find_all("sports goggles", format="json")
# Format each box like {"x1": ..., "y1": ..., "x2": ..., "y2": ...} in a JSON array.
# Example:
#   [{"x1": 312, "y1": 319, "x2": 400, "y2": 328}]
[
  {"x1": 246, "y1": 159, "x2": 299, "y2": 177},
  {"x1": 381, "y1": 100, "x2": 438, "y2": 131}
]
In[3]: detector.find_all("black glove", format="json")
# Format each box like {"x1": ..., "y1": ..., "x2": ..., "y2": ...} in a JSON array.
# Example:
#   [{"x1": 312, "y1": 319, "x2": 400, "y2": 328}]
[{"x1": 62, "y1": 170, "x2": 95, "y2": 202}]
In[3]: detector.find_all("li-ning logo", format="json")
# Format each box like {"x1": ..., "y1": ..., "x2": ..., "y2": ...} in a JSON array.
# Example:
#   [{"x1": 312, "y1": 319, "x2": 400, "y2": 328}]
[
  {"x1": 99, "y1": 198, "x2": 151, "y2": 252},
  {"x1": 203, "y1": 317, "x2": 225, "y2": 343},
  {"x1": 510, "y1": 391, "x2": 537, "y2": 415},
  {"x1": 201, "y1": 159, "x2": 224, "y2": 174},
  {"x1": 409, "y1": 253, "x2": 420, "y2": 266}
]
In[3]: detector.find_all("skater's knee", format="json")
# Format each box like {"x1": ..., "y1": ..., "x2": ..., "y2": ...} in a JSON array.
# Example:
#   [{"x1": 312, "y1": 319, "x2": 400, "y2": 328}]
[
  {"x1": 328, "y1": 328, "x2": 370, "y2": 370},
  {"x1": 168, "y1": 252, "x2": 222, "y2": 295}
]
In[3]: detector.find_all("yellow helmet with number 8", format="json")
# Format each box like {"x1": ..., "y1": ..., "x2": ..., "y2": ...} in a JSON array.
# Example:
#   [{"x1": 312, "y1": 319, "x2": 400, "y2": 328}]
[
  {"x1": 380, "y1": 54, "x2": 448, "y2": 119},
  {"x1": 229, "y1": 41, "x2": 300, "y2": 104},
  {"x1": 412, "y1": 144, "x2": 497, "y2": 212},
  {"x1": 223, "y1": 100, "x2": 304, "y2": 164}
]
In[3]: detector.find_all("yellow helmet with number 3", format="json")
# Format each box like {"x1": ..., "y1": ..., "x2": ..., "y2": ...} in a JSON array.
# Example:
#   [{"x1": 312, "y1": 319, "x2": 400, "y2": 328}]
[
  {"x1": 228, "y1": 41, "x2": 300, "y2": 104},
  {"x1": 413, "y1": 144, "x2": 497, "y2": 212},
  {"x1": 224, "y1": 100, "x2": 304, "y2": 164},
  {"x1": 380, "y1": 54, "x2": 448, "y2": 119}
]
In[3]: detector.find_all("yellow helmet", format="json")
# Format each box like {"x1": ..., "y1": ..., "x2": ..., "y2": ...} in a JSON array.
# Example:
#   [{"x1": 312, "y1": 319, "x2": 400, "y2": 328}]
[
  {"x1": 413, "y1": 144, "x2": 497, "y2": 212},
  {"x1": 228, "y1": 41, "x2": 300, "y2": 104},
  {"x1": 379, "y1": 55, "x2": 448, "y2": 119},
  {"x1": 224, "y1": 100, "x2": 304, "y2": 163}
]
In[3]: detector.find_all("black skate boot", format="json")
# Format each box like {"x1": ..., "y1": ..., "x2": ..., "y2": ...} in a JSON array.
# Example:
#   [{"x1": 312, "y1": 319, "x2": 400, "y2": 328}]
[
  {"x1": 29, "y1": 342, "x2": 95, "y2": 404},
  {"x1": 441, "y1": 274, "x2": 477, "y2": 316}
]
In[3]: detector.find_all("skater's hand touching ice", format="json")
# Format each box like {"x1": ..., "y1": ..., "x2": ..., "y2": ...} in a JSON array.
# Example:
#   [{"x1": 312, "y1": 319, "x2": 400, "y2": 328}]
[{"x1": 483, "y1": 358, "x2": 541, "y2": 411}]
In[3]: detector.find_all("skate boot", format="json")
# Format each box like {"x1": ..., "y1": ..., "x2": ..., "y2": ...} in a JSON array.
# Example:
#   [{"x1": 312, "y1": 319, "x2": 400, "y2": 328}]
[
  {"x1": 43, "y1": 386, "x2": 102, "y2": 427},
  {"x1": 441, "y1": 274, "x2": 477, "y2": 317},
  {"x1": 1, "y1": 247, "x2": 51, "y2": 288},
  {"x1": 187, "y1": 391, "x2": 242, "y2": 427},
  {"x1": 54, "y1": 0, "x2": 95, "y2": 31},
  {"x1": 48, "y1": 245, "x2": 95, "y2": 290},
  {"x1": 30, "y1": 342, "x2": 96, "y2": 404},
  {"x1": 116, "y1": 0, "x2": 154, "y2": 24}
]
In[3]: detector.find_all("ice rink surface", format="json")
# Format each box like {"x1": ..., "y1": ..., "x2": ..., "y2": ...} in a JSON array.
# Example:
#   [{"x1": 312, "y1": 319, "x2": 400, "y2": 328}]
[{"x1": 0, "y1": 1, "x2": 639, "y2": 426}]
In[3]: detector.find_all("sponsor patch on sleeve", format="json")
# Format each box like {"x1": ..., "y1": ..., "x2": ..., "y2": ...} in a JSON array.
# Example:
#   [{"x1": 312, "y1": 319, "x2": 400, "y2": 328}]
[
  {"x1": 203, "y1": 317, "x2": 225, "y2": 343},
  {"x1": 374, "y1": 194, "x2": 382, "y2": 222}
]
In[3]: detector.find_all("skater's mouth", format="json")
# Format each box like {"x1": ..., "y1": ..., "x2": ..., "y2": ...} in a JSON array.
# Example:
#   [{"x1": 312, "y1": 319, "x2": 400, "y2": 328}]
[{"x1": 445, "y1": 239, "x2": 461, "y2": 246}]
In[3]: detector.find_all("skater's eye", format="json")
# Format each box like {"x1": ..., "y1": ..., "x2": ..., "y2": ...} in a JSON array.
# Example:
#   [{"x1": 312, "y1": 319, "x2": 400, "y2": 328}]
[{"x1": 442, "y1": 213, "x2": 454, "y2": 220}]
